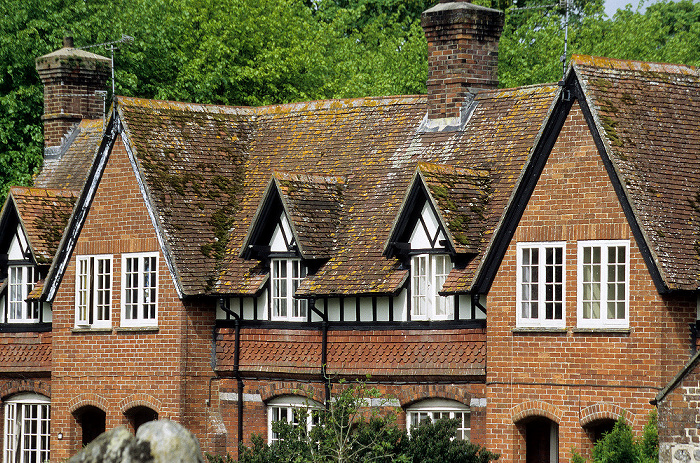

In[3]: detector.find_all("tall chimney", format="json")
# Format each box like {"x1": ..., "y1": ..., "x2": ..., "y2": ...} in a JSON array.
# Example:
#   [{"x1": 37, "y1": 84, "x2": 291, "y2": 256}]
[
  {"x1": 35, "y1": 34, "x2": 111, "y2": 156},
  {"x1": 422, "y1": 1, "x2": 504, "y2": 122}
]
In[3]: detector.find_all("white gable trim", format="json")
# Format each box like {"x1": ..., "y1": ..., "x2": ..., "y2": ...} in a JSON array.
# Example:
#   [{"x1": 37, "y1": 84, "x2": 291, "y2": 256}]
[
  {"x1": 44, "y1": 116, "x2": 120, "y2": 302},
  {"x1": 8, "y1": 224, "x2": 30, "y2": 261},
  {"x1": 269, "y1": 214, "x2": 295, "y2": 252},
  {"x1": 409, "y1": 201, "x2": 447, "y2": 251}
]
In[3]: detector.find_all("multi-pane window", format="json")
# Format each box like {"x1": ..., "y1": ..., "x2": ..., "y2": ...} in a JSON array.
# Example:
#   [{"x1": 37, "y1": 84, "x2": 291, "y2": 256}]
[
  {"x1": 267, "y1": 396, "x2": 321, "y2": 444},
  {"x1": 7, "y1": 266, "x2": 39, "y2": 322},
  {"x1": 122, "y1": 253, "x2": 158, "y2": 327},
  {"x1": 517, "y1": 242, "x2": 565, "y2": 327},
  {"x1": 76, "y1": 255, "x2": 112, "y2": 328},
  {"x1": 406, "y1": 399, "x2": 471, "y2": 441},
  {"x1": 411, "y1": 254, "x2": 453, "y2": 320},
  {"x1": 578, "y1": 240, "x2": 629, "y2": 328},
  {"x1": 271, "y1": 258, "x2": 307, "y2": 321},
  {"x1": 3, "y1": 394, "x2": 50, "y2": 463}
]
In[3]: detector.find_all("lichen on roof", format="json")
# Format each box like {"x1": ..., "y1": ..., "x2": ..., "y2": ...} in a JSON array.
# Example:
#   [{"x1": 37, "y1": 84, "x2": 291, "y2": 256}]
[{"x1": 419, "y1": 162, "x2": 491, "y2": 253}]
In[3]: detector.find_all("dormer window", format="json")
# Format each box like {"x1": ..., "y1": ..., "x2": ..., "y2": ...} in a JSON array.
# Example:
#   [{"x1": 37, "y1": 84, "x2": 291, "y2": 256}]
[
  {"x1": 7, "y1": 265, "x2": 39, "y2": 323},
  {"x1": 411, "y1": 254, "x2": 453, "y2": 320},
  {"x1": 271, "y1": 258, "x2": 307, "y2": 321}
]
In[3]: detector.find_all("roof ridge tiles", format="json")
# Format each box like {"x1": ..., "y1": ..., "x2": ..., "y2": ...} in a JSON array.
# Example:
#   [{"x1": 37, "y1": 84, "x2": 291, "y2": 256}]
[{"x1": 572, "y1": 54, "x2": 699, "y2": 76}]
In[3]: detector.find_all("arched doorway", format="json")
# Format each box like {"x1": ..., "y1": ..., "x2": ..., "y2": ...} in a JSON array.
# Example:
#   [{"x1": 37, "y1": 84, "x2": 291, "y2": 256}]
[
  {"x1": 525, "y1": 417, "x2": 559, "y2": 463},
  {"x1": 74, "y1": 405, "x2": 106, "y2": 446},
  {"x1": 124, "y1": 405, "x2": 158, "y2": 432}
]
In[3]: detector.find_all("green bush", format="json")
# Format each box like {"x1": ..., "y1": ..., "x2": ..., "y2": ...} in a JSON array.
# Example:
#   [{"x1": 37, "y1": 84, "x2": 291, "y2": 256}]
[
  {"x1": 217, "y1": 381, "x2": 499, "y2": 463},
  {"x1": 571, "y1": 411, "x2": 658, "y2": 463}
]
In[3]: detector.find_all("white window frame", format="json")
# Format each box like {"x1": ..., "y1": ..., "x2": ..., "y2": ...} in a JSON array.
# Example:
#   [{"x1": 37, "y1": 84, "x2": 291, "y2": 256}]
[
  {"x1": 516, "y1": 242, "x2": 566, "y2": 328},
  {"x1": 411, "y1": 253, "x2": 453, "y2": 321},
  {"x1": 577, "y1": 240, "x2": 629, "y2": 329},
  {"x1": 121, "y1": 252, "x2": 159, "y2": 328},
  {"x1": 3, "y1": 393, "x2": 50, "y2": 463},
  {"x1": 271, "y1": 258, "x2": 307, "y2": 321},
  {"x1": 6, "y1": 265, "x2": 39, "y2": 323},
  {"x1": 406, "y1": 399, "x2": 471, "y2": 441},
  {"x1": 267, "y1": 395, "x2": 322, "y2": 444},
  {"x1": 75, "y1": 254, "x2": 113, "y2": 329}
]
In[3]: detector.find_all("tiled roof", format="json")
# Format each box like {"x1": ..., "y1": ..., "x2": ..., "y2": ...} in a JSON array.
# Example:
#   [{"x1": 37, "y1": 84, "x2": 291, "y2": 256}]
[
  {"x1": 418, "y1": 162, "x2": 491, "y2": 255},
  {"x1": 34, "y1": 119, "x2": 103, "y2": 191},
  {"x1": 10, "y1": 187, "x2": 77, "y2": 264},
  {"x1": 216, "y1": 87, "x2": 556, "y2": 296},
  {"x1": 274, "y1": 171, "x2": 346, "y2": 260},
  {"x1": 0, "y1": 332, "x2": 51, "y2": 372},
  {"x1": 117, "y1": 97, "x2": 255, "y2": 294},
  {"x1": 216, "y1": 328, "x2": 485, "y2": 377},
  {"x1": 573, "y1": 55, "x2": 700, "y2": 291}
]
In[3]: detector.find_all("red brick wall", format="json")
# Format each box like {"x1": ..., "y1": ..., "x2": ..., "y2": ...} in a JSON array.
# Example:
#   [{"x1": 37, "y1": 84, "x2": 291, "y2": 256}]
[
  {"x1": 49, "y1": 137, "x2": 217, "y2": 460},
  {"x1": 485, "y1": 102, "x2": 695, "y2": 462}
]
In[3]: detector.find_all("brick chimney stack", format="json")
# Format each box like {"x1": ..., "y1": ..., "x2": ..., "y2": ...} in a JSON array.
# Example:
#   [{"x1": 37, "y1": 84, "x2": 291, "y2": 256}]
[
  {"x1": 35, "y1": 34, "x2": 111, "y2": 155},
  {"x1": 422, "y1": 1, "x2": 504, "y2": 122}
]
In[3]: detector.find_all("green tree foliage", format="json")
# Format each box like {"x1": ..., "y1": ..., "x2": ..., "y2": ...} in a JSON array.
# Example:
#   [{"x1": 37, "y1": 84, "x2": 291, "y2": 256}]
[
  {"x1": 227, "y1": 382, "x2": 499, "y2": 463},
  {"x1": 571, "y1": 411, "x2": 659, "y2": 463},
  {"x1": 2, "y1": 0, "x2": 700, "y2": 199},
  {"x1": 405, "y1": 418, "x2": 499, "y2": 463}
]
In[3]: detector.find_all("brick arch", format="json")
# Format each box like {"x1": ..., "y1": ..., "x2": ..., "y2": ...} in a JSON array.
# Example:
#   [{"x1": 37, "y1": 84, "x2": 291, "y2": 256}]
[
  {"x1": 512, "y1": 400, "x2": 563, "y2": 424},
  {"x1": 580, "y1": 402, "x2": 634, "y2": 428},
  {"x1": 259, "y1": 382, "x2": 325, "y2": 404},
  {"x1": 68, "y1": 393, "x2": 109, "y2": 414},
  {"x1": 118, "y1": 394, "x2": 162, "y2": 416},
  {"x1": 396, "y1": 384, "x2": 472, "y2": 408},
  {"x1": 0, "y1": 379, "x2": 50, "y2": 401}
]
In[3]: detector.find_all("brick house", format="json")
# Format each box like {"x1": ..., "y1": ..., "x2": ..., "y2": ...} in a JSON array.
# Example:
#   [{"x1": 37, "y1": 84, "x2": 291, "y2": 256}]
[{"x1": 0, "y1": 1, "x2": 699, "y2": 462}]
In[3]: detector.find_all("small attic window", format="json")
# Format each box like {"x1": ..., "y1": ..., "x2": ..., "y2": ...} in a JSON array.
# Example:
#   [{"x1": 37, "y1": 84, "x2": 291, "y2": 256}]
[{"x1": 271, "y1": 258, "x2": 307, "y2": 321}]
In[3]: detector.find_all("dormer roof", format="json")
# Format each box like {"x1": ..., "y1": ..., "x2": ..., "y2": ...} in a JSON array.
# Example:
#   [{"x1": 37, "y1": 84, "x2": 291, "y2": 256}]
[
  {"x1": 0, "y1": 187, "x2": 77, "y2": 264},
  {"x1": 242, "y1": 171, "x2": 345, "y2": 261},
  {"x1": 386, "y1": 163, "x2": 490, "y2": 258}
]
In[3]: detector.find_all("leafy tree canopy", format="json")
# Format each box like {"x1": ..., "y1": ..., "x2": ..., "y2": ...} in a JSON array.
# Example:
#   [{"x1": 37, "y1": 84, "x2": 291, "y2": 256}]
[{"x1": 1, "y1": 0, "x2": 699, "y2": 199}]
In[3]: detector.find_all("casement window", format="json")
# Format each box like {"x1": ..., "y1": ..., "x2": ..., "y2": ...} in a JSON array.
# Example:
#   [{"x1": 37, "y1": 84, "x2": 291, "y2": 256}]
[
  {"x1": 267, "y1": 396, "x2": 321, "y2": 444},
  {"x1": 7, "y1": 265, "x2": 39, "y2": 323},
  {"x1": 75, "y1": 255, "x2": 112, "y2": 328},
  {"x1": 271, "y1": 258, "x2": 307, "y2": 321},
  {"x1": 121, "y1": 253, "x2": 158, "y2": 327},
  {"x1": 3, "y1": 393, "x2": 50, "y2": 463},
  {"x1": 577, "y1": 240, "x2": 629, "y2": 328},
  {"x1": 516, "y1": 242, "x2": 565, "y2": 328},
  {"x1": 411, "y1": 254, "x2": 453, "y2": 320},
  {"x1": 406, "y1": 399, "x2": 471, "y2": 441}
]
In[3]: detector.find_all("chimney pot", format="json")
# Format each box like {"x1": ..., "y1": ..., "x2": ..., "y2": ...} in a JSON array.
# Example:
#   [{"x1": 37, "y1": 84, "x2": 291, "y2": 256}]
[{"x1": 63, "y1": 33, "x2": 74, "y2": 49}]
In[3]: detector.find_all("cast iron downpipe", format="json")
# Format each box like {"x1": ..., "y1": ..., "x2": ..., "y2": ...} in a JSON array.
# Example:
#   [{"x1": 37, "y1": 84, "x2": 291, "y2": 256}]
[
  {"x1": 309, "y1": 298, "x2": 330, "y2": 405},
  {"x1": 218, "y1": 298, "x2": 244, "y2": 446}
]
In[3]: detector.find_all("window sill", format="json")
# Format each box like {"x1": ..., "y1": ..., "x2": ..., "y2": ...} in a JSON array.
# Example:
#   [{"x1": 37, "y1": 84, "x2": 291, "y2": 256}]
[
  {"x1": 572, "y1": 327, "x2": 630, "y2": 335},
  {"x1": 512, "y1": 327, "x2": 568, "y2": 334},
  {"x1": 72, "y1": 327, "x2": 112, "y2": 334},
  {"x1": 116, "y1": 326, "x2": 159, "y2": 333}
]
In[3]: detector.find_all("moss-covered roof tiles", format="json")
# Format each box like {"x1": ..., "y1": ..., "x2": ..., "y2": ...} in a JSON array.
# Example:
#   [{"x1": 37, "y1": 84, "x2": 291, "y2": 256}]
[
  {"x1": 118, "y1": 97, "x2": 255, "y2": 294},
  {"x1": 574, "y1": 55, "x2": 700, "y2": 290},
  {"x1": 34, "y1": 119, "x2": 103, "y2": 191},
  {"x1": 10, "y1": 187, "x2": 77, "y2": 264},
  {"x1": 214, "y1": 87, "x2": 557, "y2": 296},
  {"x1": 273, "y1": 171, "x2": 345, "y2": 260},
  {"x1": 418, "y1": 162, "x2": 491, "y2": 254}
]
